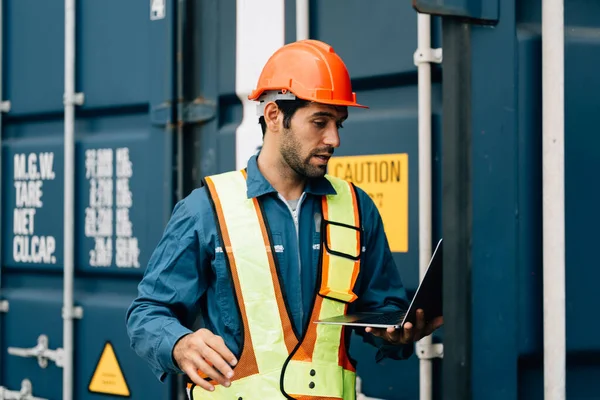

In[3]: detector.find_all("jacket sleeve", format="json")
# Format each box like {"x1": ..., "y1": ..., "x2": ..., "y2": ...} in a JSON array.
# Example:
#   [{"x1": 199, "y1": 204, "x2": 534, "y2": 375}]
[
  {"x1": 126, "y1": 196, "x2": 210, "y2": 381},
  {"x1": 349, "y1": 187, "x2": 414, "y2": 361}
]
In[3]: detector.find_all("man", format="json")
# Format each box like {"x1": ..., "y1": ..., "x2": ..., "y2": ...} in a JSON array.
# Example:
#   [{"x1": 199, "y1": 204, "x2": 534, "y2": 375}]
[{"x1": 126, "y1": 39, "x2": 442, "y2": 399}]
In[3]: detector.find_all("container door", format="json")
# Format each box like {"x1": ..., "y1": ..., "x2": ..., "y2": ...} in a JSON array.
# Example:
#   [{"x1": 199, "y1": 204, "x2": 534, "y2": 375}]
[
  {"x1": 304, "y1": 2, "x2": 442, "y2": 399},
  {"x1": 1, "y1": 0, "x2": 178, "y2": 398}
]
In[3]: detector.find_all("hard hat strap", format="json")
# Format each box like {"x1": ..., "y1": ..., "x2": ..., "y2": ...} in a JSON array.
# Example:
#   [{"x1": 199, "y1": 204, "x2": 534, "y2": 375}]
[{"x1": 256, "y1": 90, "x2": 297, "y2": 117}]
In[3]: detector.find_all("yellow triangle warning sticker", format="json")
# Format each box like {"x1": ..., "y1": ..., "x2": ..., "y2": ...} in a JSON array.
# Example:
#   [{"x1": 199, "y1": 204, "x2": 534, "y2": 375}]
[{"x1": 88, "y1": 342, "x2": 131, "y2": 397}]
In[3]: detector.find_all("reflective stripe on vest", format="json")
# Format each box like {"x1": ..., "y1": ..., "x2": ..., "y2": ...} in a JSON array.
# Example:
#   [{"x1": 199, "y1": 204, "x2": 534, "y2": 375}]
[
  {"x1": 319, "y1": 175, "x2": 361, "y2": 303},
  {"x1": 191, "y1": 170, "x2": 360, "y2": 400}
]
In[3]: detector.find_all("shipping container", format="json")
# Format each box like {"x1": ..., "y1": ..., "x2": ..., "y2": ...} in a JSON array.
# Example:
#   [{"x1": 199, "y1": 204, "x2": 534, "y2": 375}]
[{"x1": 0, "y1": 0, "x2": 597, "y2": 399}]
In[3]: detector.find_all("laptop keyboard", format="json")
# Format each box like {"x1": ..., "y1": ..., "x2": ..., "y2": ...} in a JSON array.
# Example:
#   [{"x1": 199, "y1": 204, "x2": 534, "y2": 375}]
[{"x1": 358, "y1": 310, "x2": 407, "y2": 325}]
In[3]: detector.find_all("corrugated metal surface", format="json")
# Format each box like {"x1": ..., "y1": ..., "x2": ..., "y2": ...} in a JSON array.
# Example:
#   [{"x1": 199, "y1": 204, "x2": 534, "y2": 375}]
[
  {"x1": 516, "y1": 0, "x2": 600, "y2": 398},
  {"x1": 1, "y1": 0, "x2": 176, "y2": 398},
  {"x1": 469, "y1": 0, "x2": 519, "y2": 396}
]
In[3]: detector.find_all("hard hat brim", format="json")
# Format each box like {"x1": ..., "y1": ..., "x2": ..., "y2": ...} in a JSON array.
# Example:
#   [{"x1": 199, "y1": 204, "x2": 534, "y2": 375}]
[
  {"x1": 309, "y1": 98, "x2": 369, "y2": 109},
  {"x1": 248, "y1": 89, "x2": 369, "y2": 109}
]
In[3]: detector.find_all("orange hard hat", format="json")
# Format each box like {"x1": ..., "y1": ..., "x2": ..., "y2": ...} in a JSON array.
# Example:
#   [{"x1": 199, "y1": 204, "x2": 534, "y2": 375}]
[{"x1": 248, "y1": 39, "x2": 367, "y2": 115}]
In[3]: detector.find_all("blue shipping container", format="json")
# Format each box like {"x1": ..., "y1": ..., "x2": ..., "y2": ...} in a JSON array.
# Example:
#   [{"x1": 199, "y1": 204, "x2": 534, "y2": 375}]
[
  {"x1": 1, "y1": 0, "x2": 175, "y2": 398},
  {"x1": 1, "y1": 0, "x2": 599, "y2": 399}
]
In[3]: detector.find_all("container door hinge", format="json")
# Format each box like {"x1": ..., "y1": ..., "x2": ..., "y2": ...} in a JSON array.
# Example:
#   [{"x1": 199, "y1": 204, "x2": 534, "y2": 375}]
[
  {"x1": 414, "y1": 47, "x2": 443, "y2": 66},
  {"x1": 0, "y1": 101, "x2": 11, "y2": 113},
  {"x1": 0, "y1": 300, "x2": 9, "y2": 313},
  {"x1": 0, "y1": 379, "x2": 48, "y2": 400},
  {"x1": 62, "y1": 305, "x2": 84, "y2": 320},
  {"x1": 63, "y1": 92, "x2": 85, "y2": 106},
  {"x1": 416, "y1": 341, "x2": 444, "y2": 359},
  {"x1": 151, "y1": 98, "x2": 217, "y2": 127},
  {"x1": 7, "y1": 334, "x2": 64, "y2": 369}
]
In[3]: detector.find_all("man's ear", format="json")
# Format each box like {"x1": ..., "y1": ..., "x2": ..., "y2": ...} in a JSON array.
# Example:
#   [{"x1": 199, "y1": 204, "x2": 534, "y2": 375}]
[{"x1": 264, "y1": 102, "x2": 281, "y2": 134}]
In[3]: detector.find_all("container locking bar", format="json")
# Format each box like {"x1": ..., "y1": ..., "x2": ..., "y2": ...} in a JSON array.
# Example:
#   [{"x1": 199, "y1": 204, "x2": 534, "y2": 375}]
[
  {"x1": 7, "y1": 334, "x2": 64, "y2": 369},
  {"x1": 0, "y1": 379, "x2": 48, "y2": 400}
]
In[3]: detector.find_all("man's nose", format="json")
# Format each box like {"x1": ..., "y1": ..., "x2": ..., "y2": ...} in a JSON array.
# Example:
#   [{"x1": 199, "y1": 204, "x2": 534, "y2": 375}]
[{"x1": 323, "y1": 128, "x2": 340, "y2": 148}]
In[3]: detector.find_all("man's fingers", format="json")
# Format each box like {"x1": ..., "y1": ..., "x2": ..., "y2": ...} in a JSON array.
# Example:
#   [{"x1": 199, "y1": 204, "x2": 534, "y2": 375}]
[
  {"x1": 416, "y1": 316, "x2": 445, "y2": 339},
  {"x1": 365, "y1": 327, "x2": 385, "y2": 338},
  {"x1": 173, "y1": 330, "x2": 239, "y2": 391},
  {"x1": 415, "y1": 309, "x2": 426, "y2": 332},
  {"x1": 207, "y1": 335, "x2": 238, "y2": 367},
  {"x1": 367, "y1": 325, "x2": 407, "y2": 345},
  {"x1": 195, "y1": 331, "x2": 237, "y2": 382},
  {"x1": 183, "y1": 363, "x2": 215, "y2": 392},
  {"x1": 199, "y1": 345, "x2": 235, "y2": 384},
  {"x1": 426, "y1": 316, "x2": 444, "y2": 335},
  {"x1": 401, "y1": 322, "x2": 413, "y2": 344},
  {"x1": 199, "y1": 355, "x2": 234, "y2": 387},
  {"x1": 367, "y1": 314, "x2": 443, "y2": 345}
]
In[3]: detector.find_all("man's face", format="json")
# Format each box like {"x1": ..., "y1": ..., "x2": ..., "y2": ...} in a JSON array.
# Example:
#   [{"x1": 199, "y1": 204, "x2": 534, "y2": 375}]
[{"x1": 279, "y1": 103, "x2": 348, "y2": 179}]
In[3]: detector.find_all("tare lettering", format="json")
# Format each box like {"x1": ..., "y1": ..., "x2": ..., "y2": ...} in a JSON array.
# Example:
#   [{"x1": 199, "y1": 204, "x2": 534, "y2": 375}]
[
  {"x1": 14, "y1": 181, "x2": 43, "y2": 207},
  {"x1": 12, "y1": 152, "x2": 57, "y2": 265}
]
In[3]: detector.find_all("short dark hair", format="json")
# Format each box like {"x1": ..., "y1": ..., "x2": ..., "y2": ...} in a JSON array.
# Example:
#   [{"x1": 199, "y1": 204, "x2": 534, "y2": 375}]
[{"x1": 258, "y1": 99, "x2": 310, "y2": 137}]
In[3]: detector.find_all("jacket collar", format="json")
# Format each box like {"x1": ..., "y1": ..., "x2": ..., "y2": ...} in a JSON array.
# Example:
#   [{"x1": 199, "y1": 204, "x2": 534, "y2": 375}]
[{"x1": 245, "y1": 154, "x2": 337, "y2": 199}]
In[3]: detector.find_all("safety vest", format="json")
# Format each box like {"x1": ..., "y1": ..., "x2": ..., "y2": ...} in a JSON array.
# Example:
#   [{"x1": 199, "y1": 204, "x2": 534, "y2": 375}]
[{"x1": 188, "y1": 170, "x2": 362, "y2": 400}]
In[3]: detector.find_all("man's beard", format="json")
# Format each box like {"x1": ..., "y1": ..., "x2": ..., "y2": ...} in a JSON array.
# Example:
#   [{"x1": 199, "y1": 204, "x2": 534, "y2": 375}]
[{"x1": 280, "y1": 129, "x2": 334, "y2": 179}]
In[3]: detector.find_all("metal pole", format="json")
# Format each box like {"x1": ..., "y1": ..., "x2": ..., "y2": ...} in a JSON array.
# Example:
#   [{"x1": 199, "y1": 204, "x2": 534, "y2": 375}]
[
  {"x1": 176, "y1": 0, "x2": 185, "y2": 202},
  {"x1": 0, "y1": 0, "x2": 4, "y2": 300},
  {"x1": 542, "y1": 0, "x2": 566, "y2": 398},
  {"x1": 417, "y1": 12, "x2": 433, "y2": 400},
  {"x1": 63, "y1": 0, "x2": 78, "y2": 397},
  {"x1": 176, "y1": 1, "x2": 186, "y2": 398},
  {"x1": 296, "y1": 0, "x2": 309, "y2": 40},
  {"x1": 0, "y1": 0, "x2": 13, "y2": 308},
  {"x1": 0, "y1": 0, "x2": 13, "y2": 371},
  {"x1": 0, "y1": 0, "x2": 10, "y2": 318}
]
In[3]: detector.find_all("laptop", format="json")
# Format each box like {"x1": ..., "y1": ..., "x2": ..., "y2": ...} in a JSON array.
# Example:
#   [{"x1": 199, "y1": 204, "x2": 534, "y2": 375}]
[{"x1": 315, "y1": 238, "x2": 443, "y2": 329}]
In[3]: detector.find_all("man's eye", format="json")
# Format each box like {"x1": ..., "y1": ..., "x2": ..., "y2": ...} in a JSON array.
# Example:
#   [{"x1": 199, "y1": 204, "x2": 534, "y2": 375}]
[
  {"x1": 313, "y1": 121, "x2": 327, "y2": 128},
  {"x1": 337, "y1": 123, "x2": 344, "y2": 129}
]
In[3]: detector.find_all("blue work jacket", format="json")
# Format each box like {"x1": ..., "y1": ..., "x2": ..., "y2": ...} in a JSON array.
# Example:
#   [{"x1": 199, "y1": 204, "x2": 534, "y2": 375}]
[{"x1": 126, "y1": 155, "x2": 413, "y2": 381}]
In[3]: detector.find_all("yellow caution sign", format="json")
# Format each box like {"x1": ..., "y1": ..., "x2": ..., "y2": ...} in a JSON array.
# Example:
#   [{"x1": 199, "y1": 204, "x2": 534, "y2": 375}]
[
  {"x1": 88, "y1": 342, "x2": 131, "y2": 397},
  {"x1": 329, "y1": 153, "x2": 409, "y2": 253}
]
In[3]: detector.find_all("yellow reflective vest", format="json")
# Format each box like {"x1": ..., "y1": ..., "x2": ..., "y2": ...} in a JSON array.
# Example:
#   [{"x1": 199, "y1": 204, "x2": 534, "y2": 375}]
[{"x1": 189, "y1": 170, "x2": 362, "y2": 399}]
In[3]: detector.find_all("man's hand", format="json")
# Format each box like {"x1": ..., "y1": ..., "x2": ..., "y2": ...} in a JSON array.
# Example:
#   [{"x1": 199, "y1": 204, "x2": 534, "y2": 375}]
[
  {"x1": 365, "y1": 309, "x2": 443, "y2": 345},
  {"x1": 173, "y1": 328, "x2": 238, "y2": 392}
]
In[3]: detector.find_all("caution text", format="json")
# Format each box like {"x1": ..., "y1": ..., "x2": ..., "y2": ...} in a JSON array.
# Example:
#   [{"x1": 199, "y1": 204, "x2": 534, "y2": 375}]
[{"x1": 329, "y1": 153, "x2": 409, "y2": 253}]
